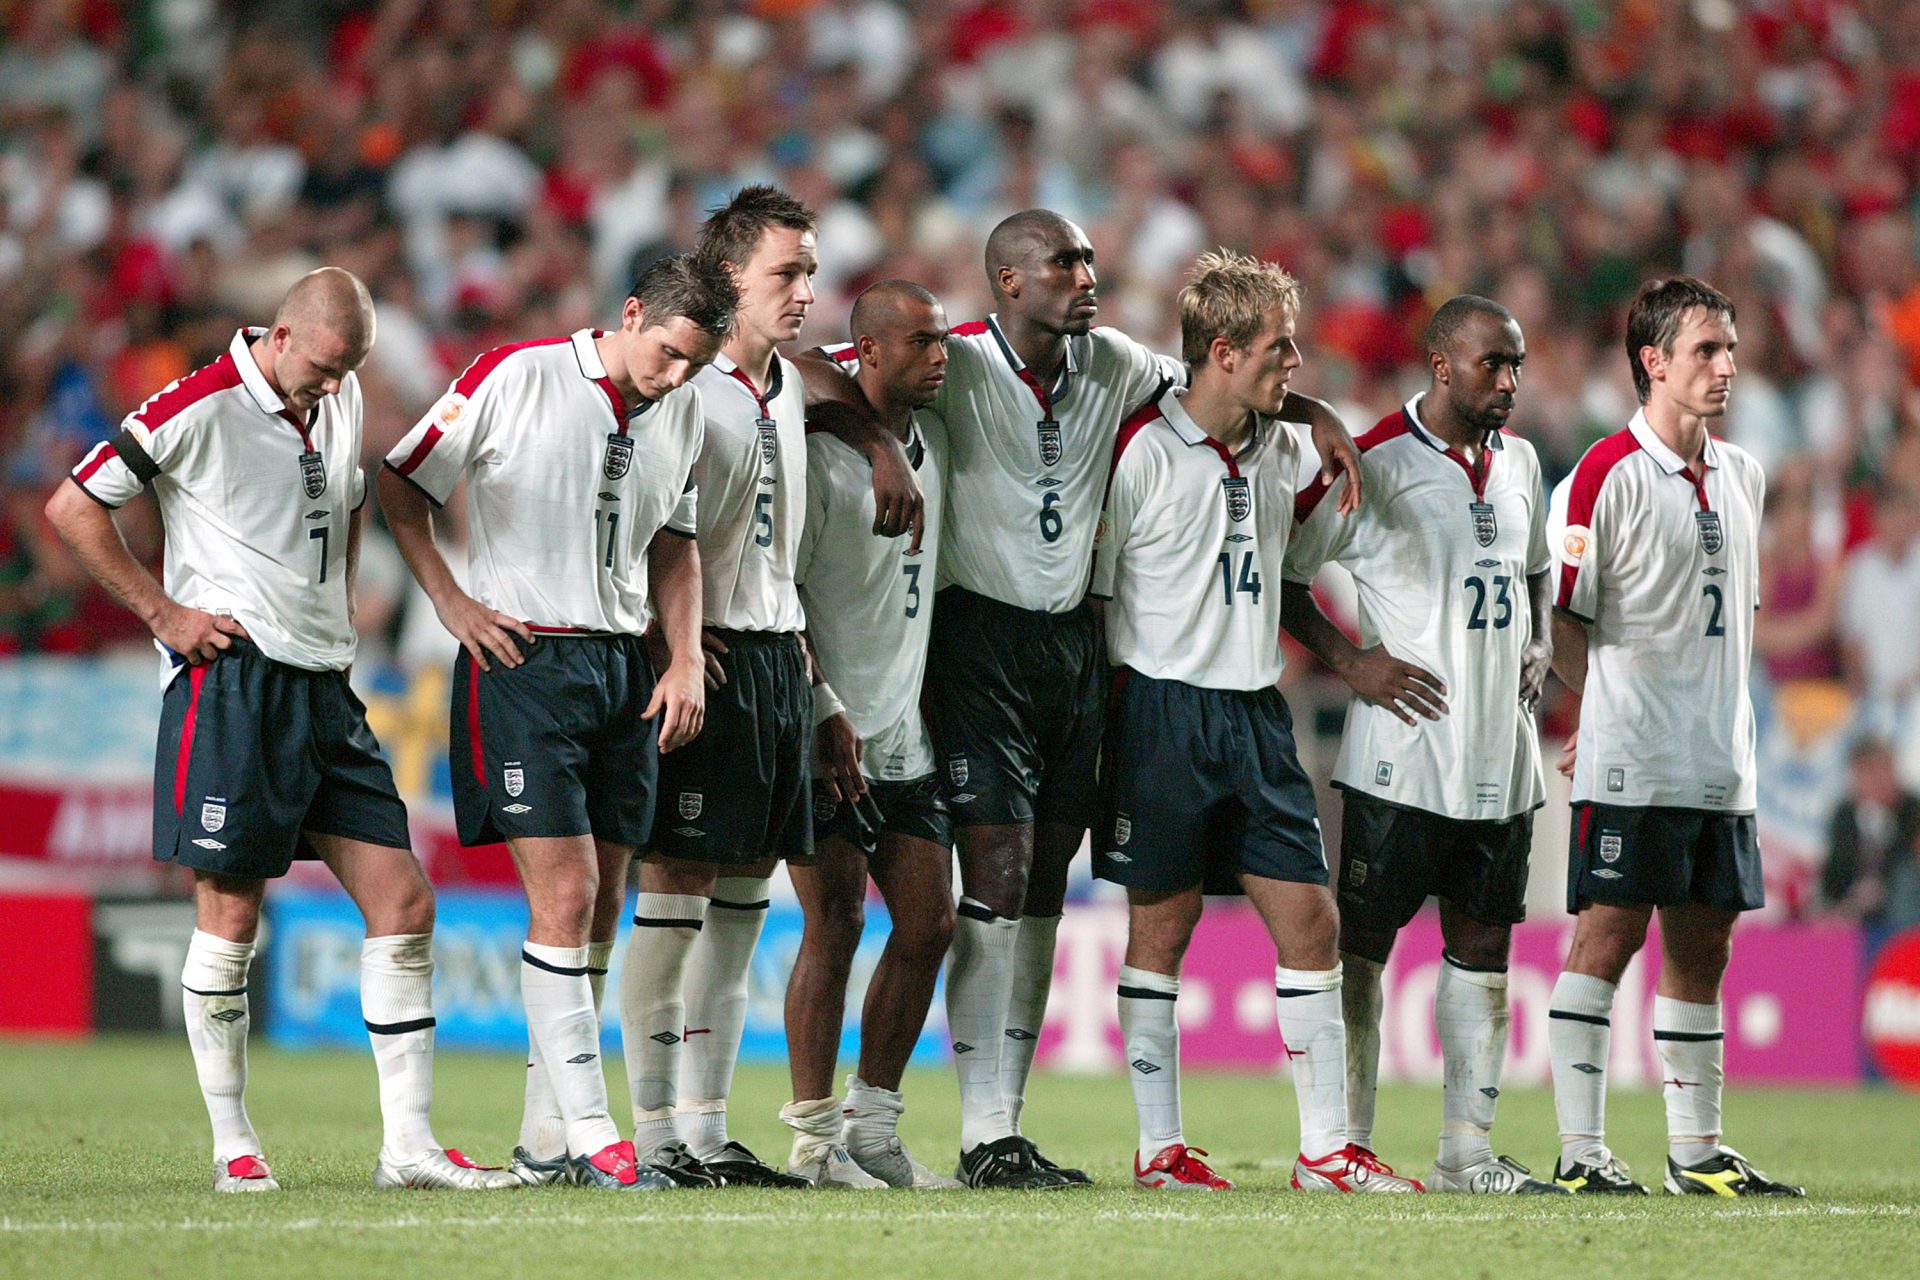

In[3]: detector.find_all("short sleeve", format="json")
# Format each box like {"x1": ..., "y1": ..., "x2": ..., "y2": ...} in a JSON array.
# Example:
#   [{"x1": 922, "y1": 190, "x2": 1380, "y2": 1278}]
[
  {"x1": 384, "y1": 355, "x2": 506, "y2": 505},
  {"x1": 1283, "y1": 469, "x2": 1356, "y2": 584},
  {"x1": 1550, "y1": 466, "x2": 1612, "y2": 623},
  {"x1": 1091, "y1": 441, "x2": 1149, "y2": 600},
  {"x1": 1525, "y1": 448, "x2": 1551, "y2": 577},
  {"x1": 72, "y1": 374, "x2": 207, "y2": 507},
  {"x1": 795, "y1": 435, "x2": 836, "y2": 587},
  {"x1": 1105, "y1": 327, "x2": 1186, "y2": 410}
]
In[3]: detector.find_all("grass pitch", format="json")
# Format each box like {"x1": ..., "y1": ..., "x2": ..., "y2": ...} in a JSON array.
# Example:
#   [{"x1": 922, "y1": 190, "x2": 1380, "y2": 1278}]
[{"x1": 1, "y1": 1037, "x2": 1915, "y2": 1279}]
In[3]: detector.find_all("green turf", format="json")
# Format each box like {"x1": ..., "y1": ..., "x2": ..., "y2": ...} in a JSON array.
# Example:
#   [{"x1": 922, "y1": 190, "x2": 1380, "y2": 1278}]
[{"x1": 1, "y1": 1037, "x2": 1914, "y2": 1279}]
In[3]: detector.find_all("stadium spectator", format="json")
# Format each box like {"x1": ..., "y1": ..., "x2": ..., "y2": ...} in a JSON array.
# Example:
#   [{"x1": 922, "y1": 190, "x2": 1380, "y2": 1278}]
[
  {"x1": 1756, "y1": 456, "x2": 1844, "y2": 685},
  {"x1": 1819, "y1": 738, "x2": 1920, "y2": 931}
]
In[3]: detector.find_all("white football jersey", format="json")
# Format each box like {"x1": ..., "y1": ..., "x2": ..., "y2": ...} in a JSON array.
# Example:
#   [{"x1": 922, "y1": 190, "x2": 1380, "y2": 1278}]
[
  {"x1": 1092, "y1": 386, "x2": 1303, "y2": 690},
  {"x1": 687, "y1": 352, "x2": 808, "y2": 632},
  {"x1": 72, "y1": 328, "x2": 365, "y2": 672},
  {"x1": 385, "y1": 329, "x2": 703, "y2": 635},
  {"x1": 935, "y1": 317, "x2": 1182, "y2": 614},
  {"x1": 1285, "y1": 398, "x2": 1550, "y2": 821},
  {"x1": 1548, "y1": 409, "x2": 1766, "y2": 812},
  {"x1": 797, "y1": 407, "x2": 947, "y2": 783}
]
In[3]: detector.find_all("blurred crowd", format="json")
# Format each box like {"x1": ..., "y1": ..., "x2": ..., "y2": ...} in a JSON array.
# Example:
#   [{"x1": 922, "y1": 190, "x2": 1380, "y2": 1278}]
[{"x1": 0, "y1": 0, "x2": 1917, "y2": 920}]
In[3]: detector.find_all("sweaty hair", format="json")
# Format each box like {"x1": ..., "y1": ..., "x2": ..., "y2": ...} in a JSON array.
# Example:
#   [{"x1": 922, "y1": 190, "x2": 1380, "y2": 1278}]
[
  {"x1": 849, "y1": 278, "x2": 940, "y2": 342},
  {"x1": 696, "y1": 184, "x2": 816, "y2": 271},
  {"x1": 1178, "y1": 249, "x2": 1303, "y2": 367},
  {"x1": 1625, "y1": 276, "x2": 1735, "y2": 404},
  {"x1": 628, "y1": 253, "x2": 738, "y2": 339},
  {"x1": 1425, "y1": 294, "x2": 1515, "y2": 356}
]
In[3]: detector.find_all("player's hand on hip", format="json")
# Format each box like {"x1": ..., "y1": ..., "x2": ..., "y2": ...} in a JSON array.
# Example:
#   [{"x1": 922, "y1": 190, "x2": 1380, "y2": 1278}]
[
  {"x1": 1344, "y1": 644, "x2": 1447, "y2": 724},
  {"x1": 815, "y1": 712, "x2": 866, "y2": 803},
  {"x1": 699, "y1": 628, "x2": 729, "y2": 689},
  {"x1": 1557, "y1": 730, "x2": 1577, "y2": 779},
  {"x1": 156, "y1": 603, "x2": 250, "y2": 665},
  {"x1": 868, "y1": 440, "x2": 926, "y2": 551},
  {"x1": 646, "y1": 658, "x2": 706, "y2": 753},
  {"x1": 1520, "y1": 637, "x2": 1553, "y2": 711},
  {"x1": 436, "y1": 591, "x2": 533, "y2": 671}
]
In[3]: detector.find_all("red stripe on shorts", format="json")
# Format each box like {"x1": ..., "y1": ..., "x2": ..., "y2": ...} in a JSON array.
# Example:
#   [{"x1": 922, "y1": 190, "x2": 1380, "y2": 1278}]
[
  {"x1": 466, "y1": 663, "x2": 487, "y2": 788},
  {"x1": 174, "y1": 666, "x2": 207, "y2": 815}
]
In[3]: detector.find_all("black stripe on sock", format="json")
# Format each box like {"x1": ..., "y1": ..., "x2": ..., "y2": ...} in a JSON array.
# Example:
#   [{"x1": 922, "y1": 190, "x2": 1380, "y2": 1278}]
[
  {"x1": 1442, "y1": 952, "x2": 1509, "y2": 974},
  {"x1": 1274, "y1": 987, "x2": 1327, "y2": 998},
  {"x1": 632, "y1": 915, "x2": 706, "y2": 930},
  {"x1": 585, "y1": 965, "x2": 609, "y2": 976},
  {"x1": 182, "y1": 984, "x2": 247, "y2": 997},
  {"x1": 520, "y1": 950, "x2": 592, "y2": 976},
  {"x1": 365, "y1": 1016, "x2": 436, "y2": 1035},
  {"x1": 1117, "y1": 984, "x2": 1177, "y2": 1002},
  {"x1": 1652, "y1": 1029, "x2": 1724, "y2": 1042},
  {"x1": 1549, "y1": 1009, "x2": 1611, "y2": 1027},
  {"x1": 708, "y1": 897, "x2": 771, "y2": 912},
  {"x1": 957, "y1": 900, "x2": 1005, "y2": 923}
]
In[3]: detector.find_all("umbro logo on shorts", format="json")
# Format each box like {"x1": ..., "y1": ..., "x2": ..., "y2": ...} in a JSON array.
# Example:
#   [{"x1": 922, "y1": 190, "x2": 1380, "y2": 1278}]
[
  {"x1": 192, "y1": 837, "x2": 227, "y2": 850},
  {"x1": 1592, "y1": 868, "x2": 1623, "y2": 880},
  {"x1": 673, "y1": 826, "x2": 703, "y2": 838},
  {"x1": 1105, "y1": 850, "x2": 1132, "y2": 863},
  {"x1": 566, "y1": 1053, "x2": 597, "y2": 1065},
  {"x1": 502, "y1": 803, "x2": 532, "y2": 814}
]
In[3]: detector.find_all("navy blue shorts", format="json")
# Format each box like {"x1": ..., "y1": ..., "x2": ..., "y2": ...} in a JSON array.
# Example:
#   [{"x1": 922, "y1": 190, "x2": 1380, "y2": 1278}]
[
  {"x1": 650, "y1": 629, "x2": 813, "y2": 864},
  {"x1": 1338, "y1": 790, "x2": 1534, "y2": 932},
  {"x1": 809, "y1": 773, "x2": 952, "y2": 856},
  {"x1": 924, "y1": 586, "x2": 1105, "y2": 831},
  {"x1": 1568, "y1": 802, "x2": 1763, "y2": 913},
  {"x1": 1095, "y1": 671, "x2": 1326, "y2": 893},
  {"x1": 451, "y1": 632, "x2": 659, "y2": 848},
  {"x1": 155, "y1": 639, "x2": 410, "y2": 879}
]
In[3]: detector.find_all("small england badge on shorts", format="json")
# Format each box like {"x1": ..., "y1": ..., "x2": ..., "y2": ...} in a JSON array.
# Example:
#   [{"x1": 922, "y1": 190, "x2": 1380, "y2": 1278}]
[
  {"x1": 1036, "y1": 419, "x2": 1062, "y2": 466},
  {"x1": 1469, "y1": 501, "x2": 1497, "y2": 547},
  {"x1": 504, "y1": 765, "x2": 524, "y2": 798},
  {"x1": 298, "y1": 450, "x2": 327, "y2": 499},
  {"x1": 201, "y1": 801, "x2": 226, "y2": 833},
  {"x1": 678, "y1": 791, "x2": 704, "y2": 820},
  {"x1": 1113, "y1": 814, "x2": 1132, "y2": 846},
  {"x1": 604, "y1": 433, "x2": 633, "y2": 480},
  {"x1": 1221, "y1": 475, "x2": 1251, "y2": 522},
  {"x1": 1695, "y1": 510, "x2": 1724, "y2": 554},
  {"x1": 947, "y1": 755, "x2": 969, "y2": 789},
  {"x1": 1599, "y1": 832, "x2": 1623, "y2": 864},
  {"x1": 756, "y1": 417, "x2": 779, "y2": 464},
  {"x1": 813, "y1": 790, "x2": 838, "y2": 823}
]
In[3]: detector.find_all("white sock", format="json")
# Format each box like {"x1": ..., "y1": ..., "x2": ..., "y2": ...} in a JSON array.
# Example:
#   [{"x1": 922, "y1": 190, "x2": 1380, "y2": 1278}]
[
  {"x1": 679, "y1": 876, "x2": 769, "y2": 1158},
  {"x1": 779, "y1": 1094, "x2": 845, "y2": 1164},
  {"x1": 1117, "y1": 965, "x2": 1182, "y2": 1160},
  {"x1": 1653, "y1": 996, "x2": 1724, "y2": 1166},
  {"x1": 1548, "y1": 970, "x2": 1617, "y2": 1166},
  {"x1": 1002, "y1": 912, "x2": 1059, "y2": 1134},
  {"x1": 1275, "y1": 965, "x2": 1347, "y2": 1161},
  {"x1": 518, "y1": 939, "x2": 612, "y2": 1159},
  {"x1": 947, "y1": 899, "x2": 1019, "y2": 1150},
  {"x1": 1435, "y1": 955, "x2": 1509, "y2": 1170},
  {"x1": 619, "y1": 894, "x2": 704, "y2": 1150},
  {"x1": 521, "y1": 940, "x2": 619, "y2": 1158},
  {"x1": 361, "y1": 933, "x2": 439, "y2": 1160},
  {"x1": 843, "y1": 1074, "x2": 904, "y2": 1151},
  {"x1": 182, "y1": 929, "x2": 261, "y2": 1163},
  {"x1": 1339, "y1": 952, "x2": 1384, "y2": 1149}
]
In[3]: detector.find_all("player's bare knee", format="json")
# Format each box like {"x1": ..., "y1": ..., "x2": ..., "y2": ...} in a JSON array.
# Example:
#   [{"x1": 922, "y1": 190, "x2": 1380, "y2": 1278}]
[{"x1": 194, "y1": 874, "x2": 265, "y2": 942}]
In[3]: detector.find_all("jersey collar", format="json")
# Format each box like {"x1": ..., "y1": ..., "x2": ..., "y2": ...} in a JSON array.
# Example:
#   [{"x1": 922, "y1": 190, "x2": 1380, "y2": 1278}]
[
  {"x1": 1627, "y1": 408, "x2": 1720, "y2": 475},
  {"x1": 985, "y1": 314, "x2": 1078, "y2": 412},
  {"x1": 1160, "y1": 386, "x2": 1266, "y2": 461},
  {"x1": 231, "y1": 327, "x2": 294, "y2": 418},
  {"x1": 1403, "y1": 394, "x2": 1504, "y2": 452},
  {"x1": 571, "y1": 328, "x2": 655, "y2": 423},
  {"x1": 711, "y1": 350, "x2": 785, "y2": 405}
]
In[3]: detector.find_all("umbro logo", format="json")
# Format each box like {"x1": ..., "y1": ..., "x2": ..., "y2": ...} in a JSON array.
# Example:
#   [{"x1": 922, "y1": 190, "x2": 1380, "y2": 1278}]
[
  {"x1": 1105, "y1": 850, "x2": 1132, "y2": 863},
  {"x1": 502, "y1": 803, "x2": 532, "y2": 814},
  {"x1": 1005, "y1": 1028, "x2": 1036, "y2": 1041},
  {"x1": 1592, "y1": 868, "x2": 1623, "y2": 880},
  {"x1": 758, "y1": 476, "x2": 775, "y2": 486},
  {"x1": 953, "y1": 1041, "x2": 975, "y2": 1054},
  {"x1": 1703, "y1": 566, "x2": 1726, "y2": 576},
  {"x1": 952, "y1": 793, "x2": 976, "y2": 804},
  {"x1": 1034, "y1": 477, "x2": 1062, "y2": 488},
  {"x1": 1480, "y1": 1086, "x2": 1500, "y2": 1099},
  {"x1": 598, "y1": 491, "x2": 617, "y2": 501},
  {"x1": 1572, "y1": 1062, "x2": 1603, "y2": 1075},
  {"x1": 650, "y1": 1031, "x2": 680, "y2": 1045},
  {"x1": 1475, "y1": 559, "x2": 1499, "y2": 568},
  {"x1": 305, "y1": 509, "x2": 327, "y2": 521},
  {"x1": 210, "y1": 1009, "x2": 244, "y2": 1023},
  {"x1": 1130, "y1": 1059, "x2": 1161, "y2": 1074},
  {"x1": 192, "y1": 837, "x2": 227, "y2": 850},
  {"x1": 1225, "y1": 533, "x2": 1251, "y2": 542},
  {"x1": 566, "y1": 1053, "x2": 597, "y2": 1064},
  {"x1": 673, "y1": 826, "x2": 704, "y2": 837}
]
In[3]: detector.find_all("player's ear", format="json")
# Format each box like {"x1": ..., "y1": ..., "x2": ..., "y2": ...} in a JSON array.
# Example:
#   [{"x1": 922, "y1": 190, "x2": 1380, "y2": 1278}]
[
  {"x1": 622, "y1": 296, "x2": 645, "y2": 332},
  {"x1": 857, "y1": 333, "x2": 879, "y2": 364},
  {"x1": 1430, "y1": 348, "x2": 1450, "y2": 386},
  {"x1": 997, "y1": 265, "x2": 1020, "y2": 299},
  {"x1": 1209, "y1": 334, "x2": 1236, "y2": 373},
  {"x1": 1639, "y1": 343, "x2": 1665, "y2": 383}
]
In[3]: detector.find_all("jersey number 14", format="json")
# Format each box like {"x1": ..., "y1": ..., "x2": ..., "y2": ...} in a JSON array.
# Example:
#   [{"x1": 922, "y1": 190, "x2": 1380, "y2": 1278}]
[{"x1": 1215, "y1": 551, "x2": 1263, "y2": 606}]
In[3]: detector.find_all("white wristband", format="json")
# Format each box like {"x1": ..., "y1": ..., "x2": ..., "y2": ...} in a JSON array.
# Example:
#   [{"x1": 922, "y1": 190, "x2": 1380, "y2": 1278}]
[{"x1": 812, "y1": 681, "x2": 846, "y2": 727}]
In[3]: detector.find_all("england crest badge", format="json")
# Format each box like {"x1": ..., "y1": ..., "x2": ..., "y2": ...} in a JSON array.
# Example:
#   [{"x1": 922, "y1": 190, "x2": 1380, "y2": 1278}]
[
  {"x1": 604, "y1": 433, "x2": 633, "y2": 480},
  {"x1": 1222, "y1": 476, "x2": 1251, "y2": 522},
  {"x1": 1695, "y1": 509, "x2": 1723, "y2": 554},
  {"x1": 947, "y1": 754, "x2": 969, "y2": 789},
  {"x1": 1113, "y1": 815, "x2": 1132, "y2": 846},
  {"x1": 298, "y1": 450, "x2": 326, "y2": 499},
  {"x1": 1036, "y1": 418, "x2": 1062, "y2": 467},
  {"x1": 504, "y1": 766, "x2": 524, "y2": 797},
  {"x1": 201, "y1": 802, "x2": 227, "y2": 833},
  {"x1": 1470, "y1": 501, "x2": 1497, "y2": 547},
  {"x1": 757, "y1": 417, "x2": 779, "y2": 464},
  {"x1": 678, "y1": 791, "x2": 704, "y2": 820}
]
